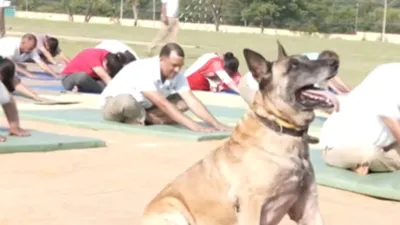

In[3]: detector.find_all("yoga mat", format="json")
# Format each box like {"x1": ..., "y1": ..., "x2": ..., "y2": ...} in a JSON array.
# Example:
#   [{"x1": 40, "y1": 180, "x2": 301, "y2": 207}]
[
  {"x1": 29, "y1": 85, "x2": 65, "y2": 92},
  {"x1": 186, "y1": 105, "x2": 327, "y2": 128},
  {"x1": 0, "y1": 128, "x2": 105, "y2": 154},
  {"x1": 17, "y1": 71, "x2": 60, "y2": 81},
  {"x1": 14, "y1": 93, "x2": 79, "y2": 105},
  {"x1": 19, "y1": 109, "x2": 231, "y2": 141},
  {"x1": 311, "y1": 149, "x2": 400, "y2": 201}
]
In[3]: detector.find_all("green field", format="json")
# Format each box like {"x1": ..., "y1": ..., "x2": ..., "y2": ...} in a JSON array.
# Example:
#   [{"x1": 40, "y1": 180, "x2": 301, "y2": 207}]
[{"x1": 7, "y1": 17, "x2": 400, "y2": 86}]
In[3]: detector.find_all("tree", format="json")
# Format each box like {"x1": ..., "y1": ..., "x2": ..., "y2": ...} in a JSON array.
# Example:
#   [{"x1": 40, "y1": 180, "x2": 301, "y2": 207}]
[
  {"x1": 241, "y1": 0, "x2": 279, "y2": 33},
  {"x1": 63, "y1": 0, "x2": 74, "y2": 21},
  {"x1": 207, "y1": 0, "x2": 223, "y2": 31}
]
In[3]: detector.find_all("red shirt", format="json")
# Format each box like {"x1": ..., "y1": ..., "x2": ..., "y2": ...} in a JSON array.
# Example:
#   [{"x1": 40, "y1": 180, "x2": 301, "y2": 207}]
[
  {"x1": 61, "y1": 48, "x2": 110, "y2": 78},
  {"x1": 186, "y1": 55, "x2": 225, "y2": 91},
  {"x1": 220, "y1": 72, "x2": 241, "y2": 91}
]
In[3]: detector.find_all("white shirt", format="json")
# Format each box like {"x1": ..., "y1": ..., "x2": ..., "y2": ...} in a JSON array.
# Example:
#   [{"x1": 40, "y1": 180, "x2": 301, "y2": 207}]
[
  {"x1": 100, "y1": 56, "x2": 190, "y2": 109},
  {"x1": 95, "y1": 40, "x2": 139, "y2": 60},
  {"x1": 242, "y1": 72, "x2": 259, "y2": 91},
  {"x1": 161, "y1": 0, "x2": 179, "y2": 18},
  {"x1": 0, "y1": 37, "x2": 40, "y2": 62},
  {"x1": 320, "y1": 63, "x2": 400, "y2": 149}
]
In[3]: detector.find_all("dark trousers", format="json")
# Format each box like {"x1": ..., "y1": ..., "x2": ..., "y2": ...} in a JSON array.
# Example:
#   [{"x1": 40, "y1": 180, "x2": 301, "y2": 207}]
[{"x1": 62, "y1": 72, "x2": 105, "y2": 94}]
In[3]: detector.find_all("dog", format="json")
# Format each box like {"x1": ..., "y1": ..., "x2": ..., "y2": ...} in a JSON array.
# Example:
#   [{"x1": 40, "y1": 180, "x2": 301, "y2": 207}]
[{"x1": 138, "y1": 41, "x2": 339, "y2": 225}]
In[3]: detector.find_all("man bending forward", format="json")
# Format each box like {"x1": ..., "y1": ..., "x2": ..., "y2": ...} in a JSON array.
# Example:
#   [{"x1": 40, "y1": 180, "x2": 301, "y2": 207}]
[
  {"x1": 100, "y1": 43, "x2": 230, "y2": 132},
  {"x1": 320, "y1": 63, "x2": 400, "y2": 175}
]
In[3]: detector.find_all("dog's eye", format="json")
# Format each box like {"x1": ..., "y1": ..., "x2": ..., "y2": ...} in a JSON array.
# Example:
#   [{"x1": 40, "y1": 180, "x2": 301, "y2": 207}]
[
  {"x1": 291, "y1": 58, "x2": 299, "y2": 67},
  {"x1": 288, "y1": 58, "x2": 300, "y2": 72}
]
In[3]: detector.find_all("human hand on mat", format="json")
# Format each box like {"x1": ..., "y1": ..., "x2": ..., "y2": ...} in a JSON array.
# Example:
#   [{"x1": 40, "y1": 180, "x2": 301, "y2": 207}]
[
  {"x1": 213, "y1": 123, "x2": 232, "y2": 132},
  {"x1": 9, "y1": 127, "x2": 30, "y2": 137},
  {"x1": 0, "y1": 135, "x2": 6, "y2": 142},
  {"x1": 193, "y1": 125, "x2": 218, "y2": 133}
]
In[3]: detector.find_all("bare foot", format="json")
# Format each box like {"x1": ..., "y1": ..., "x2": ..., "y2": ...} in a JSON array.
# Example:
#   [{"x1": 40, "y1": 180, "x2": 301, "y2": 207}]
[
  {"x1": 352, "y1": 164, "x2": 369, "y2": 175},
  {"x1": 0, "y1": 135, "x2": 6, "y2": 142},
  {"x1": 72, "y1": 85, "x2": 79, "y2": 92}
]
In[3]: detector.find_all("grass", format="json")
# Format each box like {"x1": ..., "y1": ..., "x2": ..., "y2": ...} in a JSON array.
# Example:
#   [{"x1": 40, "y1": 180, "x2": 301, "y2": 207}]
[{"x1": 7, "y1": 17, "x2": 400, "y2": 86}]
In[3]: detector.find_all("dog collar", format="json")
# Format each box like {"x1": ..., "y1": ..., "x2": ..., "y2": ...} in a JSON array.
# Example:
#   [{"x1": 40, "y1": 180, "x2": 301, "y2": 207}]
[{"x1": 255, "y1": 113, "x2": 307, "y2": 137}]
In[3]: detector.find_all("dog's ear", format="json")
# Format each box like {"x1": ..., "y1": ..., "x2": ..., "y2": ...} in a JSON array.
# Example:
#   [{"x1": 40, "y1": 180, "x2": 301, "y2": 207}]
[
  {"x1": 243, "y1": 48, "x2": 272, "y2": 85},
  {"x1": 277, "y1": 40, "x2": 288, "y2": 60}
]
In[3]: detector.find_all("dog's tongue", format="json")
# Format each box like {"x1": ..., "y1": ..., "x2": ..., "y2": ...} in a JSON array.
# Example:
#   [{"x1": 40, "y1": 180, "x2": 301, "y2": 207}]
[{"x1": 303, "y1": 89, "x2": 340, "y2": 112}]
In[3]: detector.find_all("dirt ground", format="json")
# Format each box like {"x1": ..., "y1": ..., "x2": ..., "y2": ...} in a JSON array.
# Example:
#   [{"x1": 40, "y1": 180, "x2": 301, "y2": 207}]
[{"x1": 0, "y1": 119, "x2": 399, "y2": 225}]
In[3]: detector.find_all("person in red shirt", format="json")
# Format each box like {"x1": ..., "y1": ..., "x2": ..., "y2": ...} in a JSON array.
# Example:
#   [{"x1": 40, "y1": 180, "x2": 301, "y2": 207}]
[
  {"x1": 61, "y1": 48, "x2": 125, "y2": 93},
  {"x1": 184, "y1": 52, "x2": 241, "y2": 93}
]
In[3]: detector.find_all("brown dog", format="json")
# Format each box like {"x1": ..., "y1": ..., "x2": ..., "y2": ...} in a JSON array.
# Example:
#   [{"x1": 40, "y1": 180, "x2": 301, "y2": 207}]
[{"x1": 139, "y1": 42, "x2": 339, "y2": 225}]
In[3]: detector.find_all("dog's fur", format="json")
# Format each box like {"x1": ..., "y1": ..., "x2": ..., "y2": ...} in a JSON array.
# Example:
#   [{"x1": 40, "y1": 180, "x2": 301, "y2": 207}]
[{"x1": 139, "y1": 42, "x2": 338, "y2": 225}]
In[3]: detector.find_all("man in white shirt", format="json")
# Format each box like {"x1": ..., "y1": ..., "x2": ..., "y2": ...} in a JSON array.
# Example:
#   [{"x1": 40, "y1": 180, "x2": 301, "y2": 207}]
[
  {"x1": 147, "y1": 0, "x2": 180, "y2": 55},
  {"x1": 320, "y1": 63, "x2": 400, "y2": 175},
  {"x1": 0, "y1": 34, "x2": 59, "y2": 78},
  {"x1": 95, "y1": 39, "x2": 139, "y2": 63},
  {"x1": 101, "y1": 43, "x2": 230, "y2": 132}
]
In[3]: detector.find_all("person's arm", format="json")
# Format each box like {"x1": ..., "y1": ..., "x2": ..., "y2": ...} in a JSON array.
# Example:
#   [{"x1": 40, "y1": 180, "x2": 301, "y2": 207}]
[
  {"x1": 179, "y1": 90, "x2": 226, "y2": 128},
  {"x1": 12, "y1": 77, "x2": 43, "y2": 101},
  {"x1": 38, "y1": 46, "x2": 57, "y2": 65},
  {"x1": 143, "y1": 91, "x2": 203, "y2": 131},
  {"x1": 34, "y1": 59, "x2": 59, "y2": 78},
  {"x1": 14, "y1": 63, "x2": 36, "y2": 78},
  {"x1": 58, "y1": 52, "x2": 70, "y2": 64},
  {"x1": 31, "y1": 51, "x2": 59, "y2": 78},
  {"x1": 380, "y1": 116, "x2": 400, "y2": 143},
  {"x1": 93, "y1": 66, "x2": 112, "y2": 85},
  {"x1": 215, "y1": 70, "x2": 240, "y2": 93},
  {"x1": 161, "y1": 0, "x2": 168, "y2": 24},
  {"x1": 332, "y1": 76, "x2": 351, "y2": 92},
  {"x1": 328, "y1": 77, "x2": 351, "y2": 94}
]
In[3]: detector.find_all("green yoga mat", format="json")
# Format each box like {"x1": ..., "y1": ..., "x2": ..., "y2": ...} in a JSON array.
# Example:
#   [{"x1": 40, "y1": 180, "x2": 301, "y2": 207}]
[
  {"x1": 19, "y1": 109, "x2": 230, "y2": 141},
  {"x1": 187, "y1": 105, "x2": 327, "y2": 128},
  {"x1": 310, "y1": 149, "x2": 400, "y2": 201},
  {"x1": 0, "y1": 129, "x2": 105, "y2": 154}
]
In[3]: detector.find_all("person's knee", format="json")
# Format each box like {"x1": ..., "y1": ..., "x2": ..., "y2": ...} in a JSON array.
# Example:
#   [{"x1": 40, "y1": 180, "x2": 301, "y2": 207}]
[
  {"x1": 103, "y1": 94, "x2": 145, "y2": 123},
  {"x1": 73, "y1": 73, "x2": 92, "y2": 85}
]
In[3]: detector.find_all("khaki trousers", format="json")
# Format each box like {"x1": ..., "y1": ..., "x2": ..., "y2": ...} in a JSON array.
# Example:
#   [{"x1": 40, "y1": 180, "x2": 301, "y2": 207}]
[
  {"x1": 323, "y1": 143, "x2": 400, "y2": 172},
  {"x1": 148, "y1": 17, "x2": 180, "y2": 51},
  {"x1": 102, "y1": 93, "x2": 188, "y2": 124}
]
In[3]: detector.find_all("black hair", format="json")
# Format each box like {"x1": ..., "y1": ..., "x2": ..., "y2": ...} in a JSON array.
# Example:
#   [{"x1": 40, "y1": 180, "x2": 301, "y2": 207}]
[
  {"x1": 47, "y1": 37, "x2": 60, "y2": 56},
  {"x1": 159, "y1": 43, "x2": 185, "y2": 58},
  {"x1": 0, "y1": 57, "x2": 16, "y2": 93},
  {"x1": 122, "y1": 50, "x2": 137, "y2": 64},
  {"x1": 223, "y1": 52, "x2": 239, "y2": 73},
  {"x1": 105, "y1": 53, "x2": 125, "y2": 78},
  {"x1": 22, "y1": 33, "x2": 37, "y2": 47}
]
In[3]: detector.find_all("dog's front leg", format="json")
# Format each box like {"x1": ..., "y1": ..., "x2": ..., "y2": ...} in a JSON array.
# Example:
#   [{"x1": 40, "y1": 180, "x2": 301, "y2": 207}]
[
  {"x1": 288, "y1": 174, "x2": 324, "y2": 225},
  {"x1": 236, "y1": 195, "x2": 263, "y2": 225}
]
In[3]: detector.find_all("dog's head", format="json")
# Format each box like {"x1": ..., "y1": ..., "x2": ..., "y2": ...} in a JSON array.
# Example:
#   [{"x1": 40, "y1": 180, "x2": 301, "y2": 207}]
[{"x1": 244, "y1": 41, "x2": 339, "y2": 128}]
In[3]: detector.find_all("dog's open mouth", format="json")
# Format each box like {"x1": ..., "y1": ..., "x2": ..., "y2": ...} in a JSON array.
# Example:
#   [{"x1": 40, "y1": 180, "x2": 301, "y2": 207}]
[{"x1": 295, "y1": 84, "x2": 339, "y2": 111}]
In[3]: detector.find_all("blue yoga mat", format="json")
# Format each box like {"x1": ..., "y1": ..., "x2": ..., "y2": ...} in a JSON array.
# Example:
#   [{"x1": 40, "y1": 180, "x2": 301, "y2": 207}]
[
  {"x1": 220, "y1": 89, "x2": 239, "y2": 95},
  {"x1": 29, "y1": 85, "x2": 65, "y2": 92},
  {"x1": 17, "y1": 72, "x2": 60, "y2": 81}
]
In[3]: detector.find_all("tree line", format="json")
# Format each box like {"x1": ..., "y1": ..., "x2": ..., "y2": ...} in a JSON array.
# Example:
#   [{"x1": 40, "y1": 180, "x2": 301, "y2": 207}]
[{"x1": 15, "y1": 0, "x2": 400, "y2": 34}]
